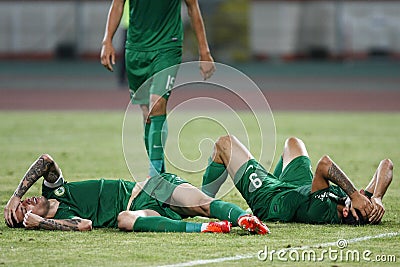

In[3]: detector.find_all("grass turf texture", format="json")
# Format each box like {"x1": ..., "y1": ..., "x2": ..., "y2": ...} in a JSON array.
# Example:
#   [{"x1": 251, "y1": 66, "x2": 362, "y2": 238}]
[{"x1": 0, "y1": 111, "x2": 399, "y2": 266}]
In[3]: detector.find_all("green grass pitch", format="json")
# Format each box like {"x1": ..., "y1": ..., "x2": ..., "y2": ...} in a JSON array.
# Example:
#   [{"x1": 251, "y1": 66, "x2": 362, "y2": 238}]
[{"x1": 0, "y1": 111, "x2": 399, "y2": 266}]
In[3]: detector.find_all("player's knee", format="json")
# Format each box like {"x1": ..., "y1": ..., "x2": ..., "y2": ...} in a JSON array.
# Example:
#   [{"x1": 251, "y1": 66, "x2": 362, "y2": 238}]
[
  {"x1": 149, "y1": 96, "x2": 166, "y2": 115},
  {"x1": 140, "y1": 105, "x2": 150, "y2": 122},
  {"x1": 117, "y1": 211, "x2": 137, "y2": 232},
  {"x1": 142, "y1": 111, "x2": 150, "y2": 123},
  {"x1": 285, "y1": 137, "x2": 304, "y2": 148},
  {"x1": 79, "y1": 220, "x2": 93, "y2": 231},
  {"x1": 200, "y1": 195, "x2": 213, "y2": 215},
  {"x1": 197, "y1": 202, "x2": 212, "y2": 217},
  {"x1": 216, "y1": 135, "x2": 234, "y2": 150}
]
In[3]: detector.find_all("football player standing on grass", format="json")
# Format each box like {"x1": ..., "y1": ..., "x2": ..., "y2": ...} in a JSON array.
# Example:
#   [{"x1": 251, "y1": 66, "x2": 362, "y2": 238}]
[
  {"x1": 4, "y1": 154, "x2": 269, "y2": 234},
  {"x1": 100, "y1": 0, "x2": 215, "y2": 177},
  {"x1": 202, "y1": 135, "x2": 393, "y2": 225}
]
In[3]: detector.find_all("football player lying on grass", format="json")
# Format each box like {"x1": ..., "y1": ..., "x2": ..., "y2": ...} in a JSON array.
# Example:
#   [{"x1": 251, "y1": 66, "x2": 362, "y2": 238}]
[
  {"x1": 202, "y1": 135, "x2": 393, "y2": 225},
  {"x1": 4, "y1": 154, "x2": 269, "y2": 234}
]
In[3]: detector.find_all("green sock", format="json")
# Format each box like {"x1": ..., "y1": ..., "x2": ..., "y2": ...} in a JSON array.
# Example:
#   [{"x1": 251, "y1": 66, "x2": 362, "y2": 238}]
[
  {"x1": 273, "y1": 156, "x2": 283, "y2": 177},
  {"x1": 185, "y1": 222, "x2": 202, "y2": 233},
  {"x1": 149, "y1": 115, "x2": 167, "y2": 176},
  {"x1": 209, "y1": 200, "x2": 247, "y2": 226},
  {"x1": 133, "y1": 216, "x2": 202, "y2": 232},
  {"x1": 202, "y1": 158, "x2": 228, "y2": 197},
  {"x1": 143, "y1": 122, "x2": 150, "y2": 156}
]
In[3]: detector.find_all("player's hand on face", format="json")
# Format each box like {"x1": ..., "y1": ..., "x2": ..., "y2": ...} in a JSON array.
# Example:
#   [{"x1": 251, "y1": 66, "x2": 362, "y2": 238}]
[
  {"x1": 23, "y1": 211, "x2": 43, "y2": 229},
  {"x1": 348, "y1": 204, "x2": 360, "y2": 221},
  {"x1": 100, "y1": 42, "x2": 116, "y2": 72},
  {"x1": 199, "y1": 54, "x2": 215, "y2": 80},
  {"x1": 350, "y1": 193, "x2": 373, "y2": 219},
  {"x1": 369, "y1": 197, "x2": 385, "y2": 224},
  {"x1": 4, "y1": 195, "x2": 21, "y2": 227}
]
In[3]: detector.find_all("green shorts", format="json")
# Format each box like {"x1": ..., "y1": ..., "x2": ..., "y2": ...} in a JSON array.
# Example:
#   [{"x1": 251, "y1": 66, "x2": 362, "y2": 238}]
[
  {"x1": 125, "y1": 47, "x2": 182, "y2": 105},
  {"x1": 275, "y1": 156, "x2": 313, "y2": 186},
  {"x1": 130, "y1": 173, "x2": 187, "y2": 220},
  {"x1": 234, "y1": 157, "x2": 312, "y2": 221}
]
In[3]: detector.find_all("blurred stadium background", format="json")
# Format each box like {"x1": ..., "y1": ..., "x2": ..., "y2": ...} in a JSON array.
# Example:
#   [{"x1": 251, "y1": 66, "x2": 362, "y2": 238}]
[
  {"x1": 0, "y1": 0, "x2": 399, "y2": 111},
  {"x1": 0, "y1": 3, "x2": 399, "y2": 265},
  {"x1": 1, "y1": 0, "x2": 400, "y2": 61}
]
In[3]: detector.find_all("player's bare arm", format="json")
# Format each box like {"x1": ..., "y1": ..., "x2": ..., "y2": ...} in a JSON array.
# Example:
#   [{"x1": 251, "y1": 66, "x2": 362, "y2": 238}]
[
  {"x1": 312, "y1": 155, "x2": 373, "y2": 219},
  {"x1": 15, "y1": 154, "x2": 60, "y2": 197},
  {"x1": 101, "y1": 0, "x2": 125, "y2": 72},
  {"x1": 24, "y1": 211, "x2": 92, "y2": 231},
  {"x1": 184, "y1": 0, "x2": 215, "y2": 80},
  {"x1": 366, "y1": 159, "x2": 393, "y2": 223},
  {"x1": 4, "y1": 154, "x2": 61, "y2": 226}
]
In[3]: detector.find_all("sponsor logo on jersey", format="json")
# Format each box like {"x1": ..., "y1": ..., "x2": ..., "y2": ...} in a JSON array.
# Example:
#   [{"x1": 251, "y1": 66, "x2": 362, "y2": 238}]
[
  {"x1": 54, "y1": 186, "x2": 65, "y2": 197},
  {"x1": 314, "y1": 191, "x2": 329, "y2": 201}
]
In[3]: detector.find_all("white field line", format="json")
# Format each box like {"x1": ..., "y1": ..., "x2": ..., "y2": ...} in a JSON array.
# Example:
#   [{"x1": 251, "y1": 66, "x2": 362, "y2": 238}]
[{"x1": 158, "y1": 232, "x2": 399, "y2": 267}]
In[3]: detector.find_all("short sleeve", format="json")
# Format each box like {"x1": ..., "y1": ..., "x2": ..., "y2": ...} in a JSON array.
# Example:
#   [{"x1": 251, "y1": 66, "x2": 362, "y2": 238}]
[
  {"x1": 307, "y1": 188, "x2": 341, "y2": 224},
  {"x1": 53, "y1": 203, "x2": 77, "y2": 220},
  {"x1": 41, "y1": 173, "x2": 65, "y2": 198}
]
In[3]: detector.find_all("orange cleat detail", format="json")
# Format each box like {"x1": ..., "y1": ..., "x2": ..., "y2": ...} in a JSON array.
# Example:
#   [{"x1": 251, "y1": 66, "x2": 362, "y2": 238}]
[
  {"x1": 202, "y1": 220, "x2": 231, "y2": 233},
  {"x1": 238, "y1": 215, "x2": 270, "y2": 235}
]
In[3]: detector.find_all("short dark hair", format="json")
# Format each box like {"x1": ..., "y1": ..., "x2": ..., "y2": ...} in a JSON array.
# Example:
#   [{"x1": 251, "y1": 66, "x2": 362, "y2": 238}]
[
  {"x1": 341, "y1": 209, "x2": 368, "y2": 226},
  {"x1": 5, "y1": 216, "x2": 24, "y2": 228}
]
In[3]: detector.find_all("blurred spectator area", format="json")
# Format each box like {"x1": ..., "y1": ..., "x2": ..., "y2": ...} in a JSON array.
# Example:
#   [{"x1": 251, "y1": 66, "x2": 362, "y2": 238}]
[{"x1": 0, "y1": 0, "x2": 400, "y2": 62}]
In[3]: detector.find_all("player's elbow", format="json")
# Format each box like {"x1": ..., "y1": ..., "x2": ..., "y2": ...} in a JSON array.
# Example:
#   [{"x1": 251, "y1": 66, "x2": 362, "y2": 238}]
[
  {"x1": 187, "y1": 7, "x2": 193, "y2": 18},
  {"x1": 379, "y1": 158, "x2": 393, "y2": 183},
  {"x1": 380, "y1": 158, "x2": 393, "y2": 171},
  {"x1": 40, "y1": 154, "x2": 54, "y2": 164},
  {"x1": 318, "y1": 155, "x2": 332, "y2": 167},
  {"x1": 78, "y1": 219, "x2": 93, "y2": 231},
  {"x1": 117, "y1": 211, "x2": 136, "y2": 232},
  {"x1": 316, "y1": 155, "x2": 333, "y2": 174},
  {"x1": 185, "y1": 1, "x2": 197, "y2": 18}
]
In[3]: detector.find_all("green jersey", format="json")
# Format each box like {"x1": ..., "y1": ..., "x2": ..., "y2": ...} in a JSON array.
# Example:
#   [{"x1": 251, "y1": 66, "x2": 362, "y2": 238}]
[
  {"x1": 41, "y1": 173, "x2": 188, "y2": 228},
  {"x1": 235, "y1": 158, "x2": 347, "y2": 224},
  {"x1": 293, "y1": 184, "x2": 346, "y2": 224},
  {"x1": 126, "y1": 0, "x2": 183, "y2": 51},
  {"x1": 267, "y1": 184, "x2": 346, "y2": 224},
  {"x1": 42, "y1": 179, "x2": 135, "y2": 228}
]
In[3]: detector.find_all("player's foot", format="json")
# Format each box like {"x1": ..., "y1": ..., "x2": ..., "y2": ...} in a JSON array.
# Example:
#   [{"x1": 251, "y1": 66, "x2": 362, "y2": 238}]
[
  {"x1": 202, "y1": 221, "x2": 231, "y2": 233},
  {"x1": 238, "y1": 215, "x2": 270, "y2": 235}
]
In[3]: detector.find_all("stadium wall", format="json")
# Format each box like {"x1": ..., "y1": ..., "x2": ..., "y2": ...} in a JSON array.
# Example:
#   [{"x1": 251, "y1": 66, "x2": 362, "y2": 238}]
[
  {"x1": 0, "y1": 0, "x2": 399, "y2": 60},
  {"x1": 251, "y1": 1, "x2": 400, "y2": 60}
]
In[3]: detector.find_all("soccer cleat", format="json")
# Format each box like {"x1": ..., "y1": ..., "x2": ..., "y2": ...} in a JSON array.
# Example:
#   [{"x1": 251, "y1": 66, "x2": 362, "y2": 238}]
[
  {"x1": 238, "y1": 215, "x2": 270, "y2": 235},
  {"x1": 202, "y1": 221, "x2": 231, "y2": 233}
]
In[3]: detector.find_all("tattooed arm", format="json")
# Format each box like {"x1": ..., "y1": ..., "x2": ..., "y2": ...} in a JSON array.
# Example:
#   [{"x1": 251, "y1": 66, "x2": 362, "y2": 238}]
[
  {"x1": 311, "y1": 155, "x2": 373, "y2": 219},
  {"x1": 4, "y1": 154, "x2": 61, "y2": 226},
  {"x1": 23, "y1": 211, "x2": 92, "y2": 231}
]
